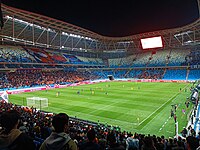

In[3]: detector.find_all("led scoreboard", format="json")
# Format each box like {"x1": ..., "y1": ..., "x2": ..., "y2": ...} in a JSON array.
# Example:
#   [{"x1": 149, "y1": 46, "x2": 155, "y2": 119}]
[{"x1": 141, "y1": 36, "x2": 163, "y2": 49}]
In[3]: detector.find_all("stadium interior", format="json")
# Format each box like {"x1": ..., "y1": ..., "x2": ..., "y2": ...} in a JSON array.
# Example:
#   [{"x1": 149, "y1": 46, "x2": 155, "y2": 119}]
[{"x1": 0, "y1": 3, "x2": 200, "y2": 150}]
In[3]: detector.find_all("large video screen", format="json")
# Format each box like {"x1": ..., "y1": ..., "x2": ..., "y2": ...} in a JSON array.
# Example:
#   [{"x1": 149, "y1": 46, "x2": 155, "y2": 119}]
[{"x1": 141, "y1": 36, "x2": 163, "y2": 49}]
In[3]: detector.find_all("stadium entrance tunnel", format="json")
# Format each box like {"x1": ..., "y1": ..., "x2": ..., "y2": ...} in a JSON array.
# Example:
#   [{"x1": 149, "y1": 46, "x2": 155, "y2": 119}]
[{"x1": 108, "y1": 75, "x2": 114, "y2": 80}]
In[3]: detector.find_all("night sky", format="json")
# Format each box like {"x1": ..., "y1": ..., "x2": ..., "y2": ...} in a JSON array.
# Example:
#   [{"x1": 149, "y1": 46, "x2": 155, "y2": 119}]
[{"x1": 2, "y1": 0, "x2": 199, "y2": 37}]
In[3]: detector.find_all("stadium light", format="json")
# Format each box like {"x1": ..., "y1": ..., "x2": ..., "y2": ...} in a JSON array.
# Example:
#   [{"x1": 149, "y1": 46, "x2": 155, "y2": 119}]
[
  {"x1": 174, "y1": 31, "x2": 193, "y2": 37},
  {"x1": 117, "y1": 41, "x2": 133, "y2": 44},
  {"x1": 5, "y1": 15, "x2": 56, "y2": 33},
  {"x1": 5, "y1": 15, "x2": 97, "y2": 42}
]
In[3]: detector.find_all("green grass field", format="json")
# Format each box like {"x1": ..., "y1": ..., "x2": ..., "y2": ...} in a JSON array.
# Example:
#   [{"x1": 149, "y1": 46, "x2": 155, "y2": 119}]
[{"x1": 9, "y1": 81, "x2": 193, "y2": 137}]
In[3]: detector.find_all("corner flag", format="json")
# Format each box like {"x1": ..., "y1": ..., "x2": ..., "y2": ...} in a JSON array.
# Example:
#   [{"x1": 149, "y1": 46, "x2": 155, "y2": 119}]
[{"x1": 1, "y1": 91, "x2": 8, "y2": 103}]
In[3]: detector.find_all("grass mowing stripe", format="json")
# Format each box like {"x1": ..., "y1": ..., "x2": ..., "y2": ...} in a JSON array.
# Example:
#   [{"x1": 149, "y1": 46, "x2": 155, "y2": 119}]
[
  {"x1": 50, "y1": 96, "x2": 156, "y2": 114},
  {"x1": 48, "y1": 105, "x2": 139, "y2": 125},
  {"x1": 48, "y1": 100, "x2": 140, "y2": 120},
  {"x1": 137, "y1": 92, "x2": 181, "y2": 129},
  {"x1": 137, "y1": 84, "x2": 189, "y2": 130},
  {"x1": 9, "y1": 82, "x2": 191, "y2": 137}
]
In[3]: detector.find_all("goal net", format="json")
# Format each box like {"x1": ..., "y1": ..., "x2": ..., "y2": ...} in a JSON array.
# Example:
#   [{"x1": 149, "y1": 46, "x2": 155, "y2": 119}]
[{"x1": 26, "y1": 97, "x2": 48, "y2": 109}]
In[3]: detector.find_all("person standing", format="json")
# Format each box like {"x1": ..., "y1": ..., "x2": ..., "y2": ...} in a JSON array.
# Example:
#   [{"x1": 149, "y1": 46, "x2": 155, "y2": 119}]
[
  {"x1": 174, "y1": 104, "x2": 177, "y2": 112},
  {"x1": 39, "y1": 113, "x2": 77, "y2": 150},
  {"x1": 0, "y1": 110, "x2": 35, "y2": 150},
  {"x1": 174, "y1": 114, "x2": 177, "y2": 123},
  {"x1": 79, "y1": 128, "x2": 101, "y2": 150},
  {"x1": 171, "y1": 109, "x2": 174, "y2": 118}
]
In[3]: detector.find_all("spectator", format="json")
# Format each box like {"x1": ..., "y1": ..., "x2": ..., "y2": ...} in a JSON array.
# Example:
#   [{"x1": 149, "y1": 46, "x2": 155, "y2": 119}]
[
  {"x1": 141, "y1": 136, "x2": 156, "y2": 150},
  {"x1": 19, "y1": 121, "x2": 29, "y2": 134},
  {"x1": 155, "y1": 137, "x2": 164, "y2": 150},
  {"x1": 186, "y1": 136, "x2": 199, "y2": 150},
  {"x1": 126, "y1": 133, "x2": 139, "y2": 150},
  {"x1": 0, "y1": 110, "x2": 35, "y2": 150},
  {"x1": 181, "y1": 127, "x2": 187, "y2": 138},
  {"x1": 1, "y1": 100, "x2": 200, "y2": 150},
  {"x1": 107, "y1": 131, "x2": 125, "y2": 150},
  {"x1": 79, "y1": 128, "x2": 101, "y2": 150},
  {"x1": 39, "y1": 113, "x2": 77, "y2": 150}
]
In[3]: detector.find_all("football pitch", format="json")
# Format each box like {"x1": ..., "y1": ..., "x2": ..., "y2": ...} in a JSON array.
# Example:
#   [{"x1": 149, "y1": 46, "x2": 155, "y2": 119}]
[{"x1": 9, "y1": 81, "x2": 193, "y2": 137}]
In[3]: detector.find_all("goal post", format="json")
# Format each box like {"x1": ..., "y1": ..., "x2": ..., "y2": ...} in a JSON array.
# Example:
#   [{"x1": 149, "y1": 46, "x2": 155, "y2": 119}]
[{"x1": 26, "y1": 97, "x2": 48, "y2": 110}]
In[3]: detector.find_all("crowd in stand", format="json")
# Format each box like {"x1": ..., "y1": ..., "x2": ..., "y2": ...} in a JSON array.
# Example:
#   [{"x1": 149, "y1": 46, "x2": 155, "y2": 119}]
[
  {"x1": 0, "y1": 45, "x2": 199, "y2": 83},
  {"x1": 0, "y1": 70, "x2": 99, "y2": 90},
  {"x1": 0, "y1": 101, "x2": 200, "y2": 150},
  {"x1": 0, "y1": 68, "x2": 189, "y2": 88},
  {"x1": 136, "y1": 70, "x2": 164, "y2": 79}
]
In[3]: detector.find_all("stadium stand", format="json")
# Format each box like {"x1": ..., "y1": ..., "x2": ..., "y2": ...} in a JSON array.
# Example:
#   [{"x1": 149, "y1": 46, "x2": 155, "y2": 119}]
[
  {"x1": 185, "y1": 49, "x2": 200, "y2": 65},
  {"x1": 188, "y1": 69, "x2": 200, "y2": 80},
  {"x1": 0, "y1": 70, "x2": 99, "y2": 90},
  {"x1": 163, "y1": 69, "x2": 187, "y2": 80},
  {"x1": 132, "y1": 52, "x2": 151, "y2": 67},
  {"x1": 0, "y1": 45, "x2": 36, "y2": 63},
  {"x1": 77, "y1": 56, "x2": 103, "y2": 65},
  {"x1": 167, "y1": 49, "x2": 190, "y2": 66},
  {"x1": 147, "y1": 49, "x2": 170, "y2": 67}
]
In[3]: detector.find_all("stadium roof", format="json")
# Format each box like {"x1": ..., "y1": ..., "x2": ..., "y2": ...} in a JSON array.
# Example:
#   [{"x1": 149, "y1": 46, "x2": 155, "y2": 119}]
[{"x1": 1, "y1": 3, "x2": 200, "y2": 52}]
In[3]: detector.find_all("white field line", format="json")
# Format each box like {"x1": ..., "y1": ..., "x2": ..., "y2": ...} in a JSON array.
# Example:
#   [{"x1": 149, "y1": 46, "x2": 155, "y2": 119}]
[
  {"x1": 85, "y1": 99, "x2": 139, "y2": 125},
  {"x1": 158, "y1": 84, "x2": 189, "y2": 132},
  {"x1": 159, "y1": 117, "x2": 171, "y2": 132},
  {"x1": 139, "y1": 84, "x2": 188, "y2": 129},
  {"x1": 52, "y1": 106, "x2": 139, "y2": 126},
  {"x1": 81, "y1": 90, "x2": 179, "y2": 127},
  {"x1": 51, "y1": 96, "x2": 139, "y2": 125},
  {"x1": 138, "y1": 93, "x2": 179, "y2": 126},
  {"x1": 51, "y1": 84, "x2": 189, "y2": 128}
]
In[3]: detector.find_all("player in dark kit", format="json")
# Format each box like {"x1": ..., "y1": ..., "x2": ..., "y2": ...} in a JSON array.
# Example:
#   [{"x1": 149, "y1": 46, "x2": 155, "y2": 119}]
[
  {"x1": 77, "y1": 90, "x2": 80, "y2": 95},
  {"x1": 171, "y1": 109, "x2": 174, "y2": 117},
  {"x1": 174, "y1": 114, "x2": 177, "y2": 123}
]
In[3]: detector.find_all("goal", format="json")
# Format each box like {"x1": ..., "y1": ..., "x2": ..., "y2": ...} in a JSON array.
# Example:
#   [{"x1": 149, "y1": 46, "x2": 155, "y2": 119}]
[{"x1": 26, "y1": 97, "x2": 48, "y2": 110}]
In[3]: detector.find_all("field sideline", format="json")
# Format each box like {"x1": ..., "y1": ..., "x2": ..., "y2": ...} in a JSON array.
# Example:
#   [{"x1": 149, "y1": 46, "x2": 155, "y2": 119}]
[{"x1": 9, "y1": 81, "x2": 192, "y2": 137}]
